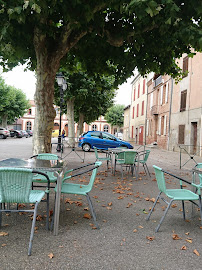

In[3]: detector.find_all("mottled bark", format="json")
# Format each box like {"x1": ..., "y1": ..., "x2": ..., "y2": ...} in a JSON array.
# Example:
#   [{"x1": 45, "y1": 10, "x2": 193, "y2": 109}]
[
  {"x1": 77, "y1": 112, "x2": 84, "y2": 137},
  {"x1": 1, "y1": 115, "x2": 7, "y2": 128},
  {"x1": 66, "y1": 98, "x2": 75, "y2": 147}
]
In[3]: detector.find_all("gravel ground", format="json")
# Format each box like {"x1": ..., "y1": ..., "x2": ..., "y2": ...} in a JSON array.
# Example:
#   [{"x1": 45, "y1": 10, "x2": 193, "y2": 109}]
[{"x1": 0, "y1": 137, "x2": 202, "y2": 270}]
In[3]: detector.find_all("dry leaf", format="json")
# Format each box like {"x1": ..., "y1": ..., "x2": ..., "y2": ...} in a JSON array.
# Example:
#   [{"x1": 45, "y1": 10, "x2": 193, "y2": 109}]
[
  {"x1": 146, "y1": 236, "x2": 155, "y2": 241},
  {"x1": 145, "y1": 197, "x2": 150, "y2": 201},
  {"x1": 171, "y1": 204, "x2": 177, "y2": 208},
  {"x1": 108, "y1": 202, "x2": 113, "y2": 206},
  {"x1": 133, "y1": 229, "x2": 137, "y2": 233},
  {"x1": 193, "y1": 249, "x2": 200, "y2": 256},
  {"x1": 138, "y1": 225, "x2": 143, "y2": 229},
  {"x1": 48, "y1": 253, "x2": 54, "y2": 259},
  {"x1": 83, "y1": 213, "x2": 91, "y2": 219},
  {"x1": 185, "y1": 232, "x2": 190, "y2": 235},
  {"x1": 172, "y1": 234, "x2": 181, "y2": 240},
  {"x1": 126, "y1": 203, "x2": 132, "y2": 208},
  {"x1": 186, "y1": 238, "x2": 192, "y2": 243},
  {"x1": 181, "y1": 245, "x2": 187, "y2": 250},
  {"x1": 0, "y1": 232, "x2": 8, "y2": 237}
]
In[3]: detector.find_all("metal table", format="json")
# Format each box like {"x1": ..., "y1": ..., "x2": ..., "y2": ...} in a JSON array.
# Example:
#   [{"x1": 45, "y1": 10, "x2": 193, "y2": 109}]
[
  {"x1": 0, "y1": 157, "x2": 67, "y2": 236},
  {"x1": 107, "y1": 148, "x2": 140, "y2": 177}
]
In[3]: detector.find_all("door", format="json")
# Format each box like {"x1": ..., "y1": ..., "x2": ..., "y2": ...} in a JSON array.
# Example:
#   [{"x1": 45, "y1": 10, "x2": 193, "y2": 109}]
[
  {"x1": 191, "y1": 122, "x2": 197, "y2": 154},
  {"x1": 139, "y1": 126, "x2": 144, "y2": 145}
]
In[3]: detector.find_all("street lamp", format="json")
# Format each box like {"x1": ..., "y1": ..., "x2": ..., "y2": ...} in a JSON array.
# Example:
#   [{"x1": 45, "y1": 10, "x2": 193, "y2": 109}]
[{"x1": 56, "y1": 73, "x2": 67, "y2": 152}]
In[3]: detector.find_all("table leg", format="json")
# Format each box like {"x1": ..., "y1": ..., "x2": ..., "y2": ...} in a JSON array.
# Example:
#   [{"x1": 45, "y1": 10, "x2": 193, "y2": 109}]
[{"x1": 53, "y1": 171, "x2": 63, "y2": 236}]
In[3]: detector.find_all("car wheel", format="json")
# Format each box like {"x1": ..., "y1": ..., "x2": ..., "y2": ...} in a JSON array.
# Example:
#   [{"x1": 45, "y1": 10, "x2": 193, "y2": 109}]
[
  {"x1": 3, "y1": 135, "x2": 7, "y2": 139},
  {"x1": 82, "y1": 143, "x2": 91, "y2": 152},
  {"x1": 0, "y1": 134, "x2": 3, "y2": 139}
]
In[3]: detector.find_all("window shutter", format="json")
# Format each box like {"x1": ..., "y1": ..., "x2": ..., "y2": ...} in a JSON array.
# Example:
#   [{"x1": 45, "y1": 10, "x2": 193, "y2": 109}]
[
  {"x1": 146, "y1": 120, "x2": 149, "y2": 136},
  {"x1": 160, "y1": 86, "x2": 163, "y2": 105},
  {"x1": 150, "y1": 93, "x2": 153, "y2": 108},
  {"x1": 165, "y1": 83, "x2": 168, "y2": 103},
  {"x1": 164, "y1": 115, "x2": 167, "y2": 135},
  {"x1": 158, "y1": 116, "x2": 161, "y2": 135}
]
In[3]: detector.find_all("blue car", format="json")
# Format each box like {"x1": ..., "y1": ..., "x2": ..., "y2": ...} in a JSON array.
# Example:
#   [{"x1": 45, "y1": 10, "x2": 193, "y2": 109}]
[{"x1": 78, "y1": 131, "x2": 133, "y2": 152}]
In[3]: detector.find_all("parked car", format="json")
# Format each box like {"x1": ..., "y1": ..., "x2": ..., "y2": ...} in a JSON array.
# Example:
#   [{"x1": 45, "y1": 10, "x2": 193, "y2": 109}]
[
  {"x1": 78, "y1": 131, "x2": 133, "y2": 152},
  {"x1": 20, "y1": 130, "x2": 29, "y2": 138},
  {"x1": 0, "y1": 127, "x2": 10, "y2": 139},
  {"x1": 10, "y1": 130, "x2": 23, "y2": 138},
  {"x1": 26, "y1": 130, "x2": 33, "y2": 136}
]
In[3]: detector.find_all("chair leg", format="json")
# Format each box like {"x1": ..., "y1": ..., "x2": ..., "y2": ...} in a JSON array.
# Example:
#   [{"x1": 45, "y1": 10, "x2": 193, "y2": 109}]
[
  {"x1": 121, "y1": 165, "x2": 124, "y2": 180},
  {"x1": 182, "y1": 200, "x2": 186, "y2": 220},
  {"x1": 86, "y1": 194, "x2": 99, "y2": 229},
  {"x1": 199, "y1": 195, "x2": 202, "y2": 225},
  {"x1": 46, "y1": 192, "x2": 50, "y2": 230},
  {"x1": 146, "y1": 192, "x2": 161, "y2": 221},
  {"x1": 155, "y1": 199, "x2": 174, "y2": 232},
  {"x1": 144, "y1": 163, "x2": 151, "y2": 177},
  {"x1": 28, "y1": 202, "x2": 39, "y2": 256}
]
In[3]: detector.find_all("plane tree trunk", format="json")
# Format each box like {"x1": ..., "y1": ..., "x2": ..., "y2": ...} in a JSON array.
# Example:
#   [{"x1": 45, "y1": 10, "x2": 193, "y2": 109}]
[{"x1": 66, "y1": 98, "x2": 75, "y2": 148}]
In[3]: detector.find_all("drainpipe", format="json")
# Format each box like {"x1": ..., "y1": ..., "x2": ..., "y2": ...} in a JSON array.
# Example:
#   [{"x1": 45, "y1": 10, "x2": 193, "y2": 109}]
[
  {"x1": 167, "y1": 77, "x2": 173, "y2": 151},
  {"x1": 144, "y1": 78, "x2": 149, "y2": 147}
]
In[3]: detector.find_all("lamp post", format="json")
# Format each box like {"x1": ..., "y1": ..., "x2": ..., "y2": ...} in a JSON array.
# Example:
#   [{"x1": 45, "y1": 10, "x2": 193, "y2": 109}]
[{"x1": 56, "y1": 73, "x2": 67, "y2": 152}]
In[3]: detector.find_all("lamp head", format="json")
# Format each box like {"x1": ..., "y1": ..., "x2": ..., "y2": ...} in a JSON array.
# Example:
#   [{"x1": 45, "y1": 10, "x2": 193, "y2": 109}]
[{"x1": 56, "y1": 72, "x2": 65, "y2": 86}]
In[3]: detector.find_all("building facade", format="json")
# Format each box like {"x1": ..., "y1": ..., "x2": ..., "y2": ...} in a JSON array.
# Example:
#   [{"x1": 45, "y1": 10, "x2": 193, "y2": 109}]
[
  {"x1": 130, "y1": 74, "x2": 147, "y2": 145},
  {"x1": 11, "y1": 100, "x2": 113, "y2": 137}
]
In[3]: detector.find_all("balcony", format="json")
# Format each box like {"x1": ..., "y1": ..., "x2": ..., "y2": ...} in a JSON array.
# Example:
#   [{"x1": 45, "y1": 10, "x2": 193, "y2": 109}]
[
  {"x1": 154, "y1": 76, "x2": 164, "y2": 87},
  {"x1": 151, "y1": 105, "x2": 159, "y2": 115}
]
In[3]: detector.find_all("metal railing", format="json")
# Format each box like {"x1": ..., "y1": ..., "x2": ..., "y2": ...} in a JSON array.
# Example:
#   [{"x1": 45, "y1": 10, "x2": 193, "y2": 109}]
[{"x1": 179, "y1": 144, "x2": 202, "y2": 169}]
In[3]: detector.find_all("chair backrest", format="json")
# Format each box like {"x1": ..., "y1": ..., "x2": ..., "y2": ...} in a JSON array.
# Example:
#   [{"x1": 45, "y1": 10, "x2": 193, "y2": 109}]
[
  {"x1": 0, "y1": 167, "x2": 33, "y2": 203},
  {"x1": 123, "y1": 151, "x2": 137, "y2": 164},
  {"x1": 86, "y1": 161, "x2": 102, "y2": 190},
  {"x1": 36, "y1": 153, "x2": 59, "y2": 160},
  {"x1": 93, "y1": 147, "x2": 99, "y2": 159},
  {"x1": 195, "y1": 163, "x2": 202, "y2": 183},
  {"x1": 153, "y1": 165, "x2": 167, "y2": 194},
  {"x1": 140, "y1": 150, "x2": 150, "y2": 162}
]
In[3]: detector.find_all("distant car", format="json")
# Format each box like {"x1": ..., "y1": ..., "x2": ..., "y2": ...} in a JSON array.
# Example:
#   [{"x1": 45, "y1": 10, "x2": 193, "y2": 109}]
[
  {"x1": 20, "y1": 130, "x2": 29, "y2": 138},
  {"x1": 10, "y1": 130, "x2": 23, "y2": 138},
  {"x1": 26, "y1": 130, "x2": 33, "y2": 136},
  {"x1": 78, "y1": 131, "x2": 133, "y2": 152},
  {"x1": 0, "y1": 127, "x2": 10, "y2": 139},
  {"x1": 52, "y1": 129, "x2": 60, "y2": 138}
]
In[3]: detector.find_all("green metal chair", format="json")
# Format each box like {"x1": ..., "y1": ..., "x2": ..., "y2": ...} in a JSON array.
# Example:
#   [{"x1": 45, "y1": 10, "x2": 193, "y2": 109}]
[
  {"x1": 147, "y1": 165, "x2": 202, "y2": 232},
  {"x1": 192, "y1": 163, "x2": 202, "y2": 196},
  {"x1": 0, "y1": 167, "x2": 49, "y2": 255},
  {"x1": 30, "y1": 153, "x2": 60, "y2": 229},
  {"x1": 135, "y1": 150, "x2": 151, "y2": 177},
  {"x1": 93, "y1": 147, "x2": 112, "y2": 170},
  {"x1": 55, "y1": 161, "x2": 102, "y2": 229},
  {"x1": 115, "y1": 151, "x2": 138, "y2": 180}
]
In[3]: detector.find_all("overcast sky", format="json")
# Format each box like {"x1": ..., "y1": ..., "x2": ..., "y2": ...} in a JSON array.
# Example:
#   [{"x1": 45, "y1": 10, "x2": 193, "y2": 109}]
[{"x1": 2, "y1": 64, "x2": 135, "y2": 106}]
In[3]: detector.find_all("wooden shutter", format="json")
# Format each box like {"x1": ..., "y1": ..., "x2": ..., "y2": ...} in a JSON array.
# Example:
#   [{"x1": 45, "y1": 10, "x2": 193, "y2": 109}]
[
  {"x1": 180, "y1": 90, "x2": 187, "y2": 111},
  {"x1": 178, "y1": 125, "x2": 185, "y2": 144},
  {"x1": 141, "y1": 101, "x2": 144, "y2": 116}
]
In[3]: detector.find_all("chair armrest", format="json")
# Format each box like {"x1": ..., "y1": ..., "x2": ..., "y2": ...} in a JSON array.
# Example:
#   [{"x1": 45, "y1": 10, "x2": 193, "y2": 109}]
[
  {"x1": 64, "y1": 169, "x2": 73, "y2": 177},
  {"x1": 32, "y1": 170, "x2": 50, "y2": 189},
  {"x1": 162, "y1": 169, "x2": 192, "y2": 187}
]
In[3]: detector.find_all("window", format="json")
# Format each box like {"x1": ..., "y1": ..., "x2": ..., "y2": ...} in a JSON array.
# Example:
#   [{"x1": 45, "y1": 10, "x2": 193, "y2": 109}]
[
  {"x1": 136, "y1": 104, "x2": 139, "y2": 117},
  {"x1": 182, "y1": 56, "x2": 188, "y2": 77},
  {"x1": 178, "y1": 125, "x2": 185, "y2": 144},
  {"x1": 102, "y1": 133, "x2": 114, "y2": 140},
  {"x1": 143, "y1": 79, "x2": 145, "y2": 94},
  {"x1": 103, "y1": 125, "x2": 109, "y2": 132},
  {"x1": 133, "y1": 87, "x2": 136, "y2": 101},
  {"x1": 162, "y1": 85, "x2": 166, "y2": 104},
  {"x1": 92, "y1": 124, "x2": 97, "y2": 131},
  {"x1": 28, "y1": 108, "x2": 32, "y2": 115},
  {"x1": 141, "y1": 101, "x2": 144, "y2": 116},
  {"x1": 180, "y1": 90, "x2": 187, "y2": 112},
  {"x1": 26, "y1": 121, "x2": 32, "y2": 130},
  {"x1": 132, "y1": 106, "x2": 135, "y2": 119},
  {"x1": 138, "y1": 84, "x2": 140, "y2": 98},
  {"x1": 131, "y1": 126, "x2": 134, "y2": 138},
  {"x1": 91, "y1": 131, "x2": 100, "y2": 138}
]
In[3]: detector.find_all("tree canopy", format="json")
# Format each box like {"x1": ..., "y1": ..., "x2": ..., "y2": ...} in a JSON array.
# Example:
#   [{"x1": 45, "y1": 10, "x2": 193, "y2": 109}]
[
  {"x1": 105, "y1": 104, "x2": 125, "y2": 127},
  {"x1": 0, "y1": 76, "x2": 30, "y2": 127},
  {"x1": 0, "y1": 1, "x2": 201, "y2": 153}
]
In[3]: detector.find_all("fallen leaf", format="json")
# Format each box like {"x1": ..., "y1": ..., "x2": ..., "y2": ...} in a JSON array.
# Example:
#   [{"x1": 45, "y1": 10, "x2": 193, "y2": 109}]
[
  {"x1": 193, "y1": 249, "x2": 200, "y2": 256},
  {"x1": 83, "y1": 213, "x2": 91, "y2": 219},
  {"x1": 150, "y1": 198, "x2": 156, "y2": 203},
  {"x1": 138, "y1": 225, "x2": 143, "y2": 229},
  {"x1": 172, "y1": 234, "x2": 181, "y2": 240},
  {"x1": 185, "y1": 232, "x2": 190, "y2": 235},
  {"x1": 106, "y1": 207, "x2": 112, "y2": 210},
  {"x1": 48, "y1": 253, "x2": 54, "y2": 259},
  {"x1": 0, "y1": 232, "x2": 8, "y2": 236},
  {"x1": 133, "y1": 229, "x2": 137, "y2": 233},
  {"x1": 2, "y1": 243, "x2": 7, "y2": 247},
  {"x1": 146, "y1": 236, "x2": 155, "y2": 241},
  {"x1": 181, "y1": 245, "x2": 187, "y2": 250},
  {"x1": 108, "y1": 202, "x2": 112, "y2": 206},
  {"x1": 145, "y1": 197, "x2": 150, "y2": 201},
  {"x1": 126, "y1": 203, "x2": 132, "y2": 208},
  {"x1": 186, "y1": 239, "x2": 192, "y2": 244},
  {"x1": 171, "y1": 204, "x2": 177, "y2": 208}
]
